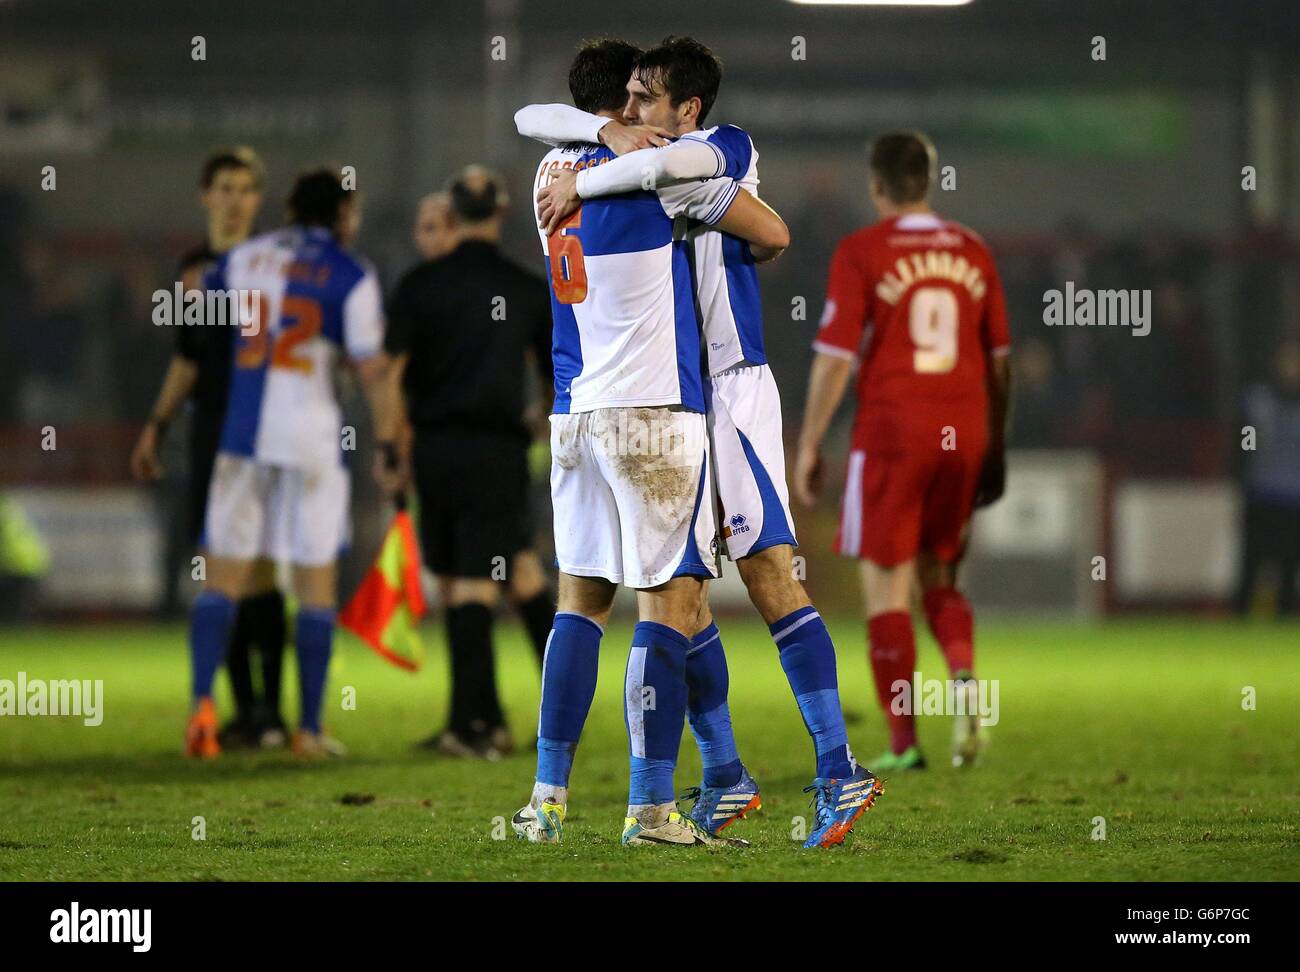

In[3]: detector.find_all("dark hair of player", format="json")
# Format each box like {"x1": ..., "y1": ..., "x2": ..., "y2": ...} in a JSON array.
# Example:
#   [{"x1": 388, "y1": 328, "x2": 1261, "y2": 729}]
[
  {"x1": 287, "y1": 169, "x2": 349, "y2": 229},
  {"x1": 568, "y1": 38, "x2": 642, "y2": 114},
  {"x1": 869, "y1": 132, "x2": 938, "y2": 204},
  {"x1": 199, "y1": 146, "x2": 265, "y2": 189},
  {"x1": 633, "y1": 36, "x2": 723, "y2": 127},
  {"x1": 446, "y1": 165, "x2": 505, "y2": 223}
]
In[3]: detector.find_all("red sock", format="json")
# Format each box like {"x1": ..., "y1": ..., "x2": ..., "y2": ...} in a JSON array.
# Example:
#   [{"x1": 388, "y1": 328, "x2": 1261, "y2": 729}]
[
  {"x1": 867, "y1": 611, "x2": 917, "y2": 755},
  {"x1": 923, "y1": 586, "x2": 974, "y2": 676}
]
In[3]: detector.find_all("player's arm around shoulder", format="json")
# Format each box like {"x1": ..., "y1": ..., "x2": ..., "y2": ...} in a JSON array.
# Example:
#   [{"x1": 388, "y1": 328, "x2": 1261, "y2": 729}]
[
  {"x1": 515, "y1": 104, "x2": 671, "y2": 154},
  {"x1": 702, "y1": 126, "x2": 784, "y2": 260},
  {"x1": 535, "y1": 137, "x2": 717, "y2": 234},
  {"x1": 714, "y1": 189, "x2": 790, "y2": 261},
  {"x1": 514, "y1": 104, "x2": 604, "y2": 147},
  {"x1": 676, "y1": 124, "x2": 783, "y2": 257}
]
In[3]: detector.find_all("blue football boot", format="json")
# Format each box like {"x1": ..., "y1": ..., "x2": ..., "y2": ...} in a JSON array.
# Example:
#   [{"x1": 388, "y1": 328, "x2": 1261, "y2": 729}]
[
  {"x1": 802, "y1": 764, "x2": 884, "y2": 848},
  {"x1": 680, "y1": 765, "x2": 762, "y2": 837}
]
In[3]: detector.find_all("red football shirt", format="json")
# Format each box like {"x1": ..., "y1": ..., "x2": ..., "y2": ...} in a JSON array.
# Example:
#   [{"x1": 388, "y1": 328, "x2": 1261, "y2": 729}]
[{"x1": 815, "y1": 212, "x2": 1010, "y2": 451}]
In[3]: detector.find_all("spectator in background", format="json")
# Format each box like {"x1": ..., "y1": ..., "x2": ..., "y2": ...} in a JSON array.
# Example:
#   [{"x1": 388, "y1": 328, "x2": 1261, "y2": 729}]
[
  {"x1": 1026, "y1": 216, "x2": 1110, "y2": 448},
  {"x1": 108, "y1": 246, "x2": 175, "y2": 423},
  {"x1": 0, "y1": 186, "x2": 35, "y2": 424},
  {"x1": 1111, "y1": 278, "x2": 1216, "y2": 418},
  {"x1": 412, "y1": 191, "x2": 460, "y2": 261},
  {"x1": 1235, "y1": 338, "x2": 1300, "y2": 616},
  {"x1": 18, "y1": 239, "x2": 89, "y2": 426},
  {"x1": 1009, "y1": 338, "x2": 1071, "y2": 449},
  {"x1": 1104, "y1": 276, "x2": 1219, "y2": 475},
  {"x1": 0, "y1": 496, "x2": 49, "y2": 623},
  {"x1": 1044, "y1": 217, "x2": 1101, "y2": 394}
]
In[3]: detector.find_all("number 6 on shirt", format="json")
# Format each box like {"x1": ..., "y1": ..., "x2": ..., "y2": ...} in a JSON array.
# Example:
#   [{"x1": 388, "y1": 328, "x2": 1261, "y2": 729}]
[{"x1": 548, "y1": 209, "x2": 587, "y2": 305}]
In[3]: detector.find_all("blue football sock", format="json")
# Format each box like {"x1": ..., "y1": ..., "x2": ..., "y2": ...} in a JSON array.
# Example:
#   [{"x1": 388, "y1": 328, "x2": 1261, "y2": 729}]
[
  {"x1": 296, "y1": 607, "x2": 335, "y2": 734},
  {"x1": 626, "y1": 621, "x2": 690, "y2": 806},
  {"x1": 190, "y1": 590, "x2": 237, "y2": 701},
  {"x1": 535, "y1": 612, "x2": 602, "y2": 787},
  {"x1": 771, "y1": 606, "x2": 853, "y2": 779},
  {"x1": 685, "y1": 623, "x2": 743, "y2": 788}
]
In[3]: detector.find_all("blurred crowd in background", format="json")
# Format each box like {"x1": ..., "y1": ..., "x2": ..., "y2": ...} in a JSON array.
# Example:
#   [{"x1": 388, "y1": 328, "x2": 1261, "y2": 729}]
[
  {"x1": 3, "y1": 189, "x2": 1295, "y2": 478},
  {"x1": 1, "y1": 0, "x2": 1298, "y2": 617},
  {"x1": 4, "y1": 173, "x2": 1296, "y2": 472}
]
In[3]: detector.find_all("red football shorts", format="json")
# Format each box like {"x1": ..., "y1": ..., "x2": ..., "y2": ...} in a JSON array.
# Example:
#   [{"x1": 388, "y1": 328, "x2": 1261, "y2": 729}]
[{"x1": 836, "y1": 412, "x2": 987, "y2": 567}]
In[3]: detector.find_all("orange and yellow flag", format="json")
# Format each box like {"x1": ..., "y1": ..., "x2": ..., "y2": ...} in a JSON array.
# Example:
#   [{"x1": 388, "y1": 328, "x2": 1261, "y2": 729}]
[{"x1": 339, "y1": 505, "x2": 427, "y2": 672}]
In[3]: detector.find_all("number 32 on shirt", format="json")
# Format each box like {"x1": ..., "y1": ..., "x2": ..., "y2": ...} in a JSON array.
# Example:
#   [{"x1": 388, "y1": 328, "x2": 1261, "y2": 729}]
[{"x1": 236, "y1": 293, "x2": 323, "y2": 373}]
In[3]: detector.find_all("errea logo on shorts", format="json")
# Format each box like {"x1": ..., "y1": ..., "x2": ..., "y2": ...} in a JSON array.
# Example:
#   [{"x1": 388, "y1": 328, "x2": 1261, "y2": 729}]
[
  {"x1": 50, "y1": 902, "x2": 152, "y2": 952},
  {"x1": 725, "y1": 513, "x2": 751, "y2": 537}
]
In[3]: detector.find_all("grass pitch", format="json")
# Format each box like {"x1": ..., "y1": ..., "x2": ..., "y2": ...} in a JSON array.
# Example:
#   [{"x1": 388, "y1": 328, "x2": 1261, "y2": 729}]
[{"x1": 1, "y1": 617, "x2": 1297, "y2": 881}]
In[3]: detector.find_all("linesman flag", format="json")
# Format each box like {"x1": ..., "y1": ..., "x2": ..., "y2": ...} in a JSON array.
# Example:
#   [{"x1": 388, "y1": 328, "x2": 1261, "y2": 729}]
[{"x1": 339, "y1": 496, "x2": 427, "y2": 672}]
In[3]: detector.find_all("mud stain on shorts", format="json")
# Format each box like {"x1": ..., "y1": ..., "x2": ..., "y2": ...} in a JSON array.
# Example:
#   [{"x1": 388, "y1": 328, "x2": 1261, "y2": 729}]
[
  {"x1": 595, "y1": 407, "x2": 697, "y2": 510},
  {"x1": 552, "y1": 415, "x2": 583, "y2": 471}
]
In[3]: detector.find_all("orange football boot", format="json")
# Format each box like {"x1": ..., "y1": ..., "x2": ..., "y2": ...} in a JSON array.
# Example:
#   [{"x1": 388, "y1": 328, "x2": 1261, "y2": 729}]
[{"x1": 185, "y1": 697, "x2": 221, "y2": 758}]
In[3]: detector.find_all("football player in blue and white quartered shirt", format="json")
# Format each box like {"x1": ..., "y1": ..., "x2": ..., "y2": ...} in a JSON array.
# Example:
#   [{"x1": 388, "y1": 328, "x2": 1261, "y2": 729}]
[
  {"x1": 185, "y1": 171, "x2": 400, "y2": 761},
  {"x1": 507, "y1": 38, "x2": 793, "y2": 848}
]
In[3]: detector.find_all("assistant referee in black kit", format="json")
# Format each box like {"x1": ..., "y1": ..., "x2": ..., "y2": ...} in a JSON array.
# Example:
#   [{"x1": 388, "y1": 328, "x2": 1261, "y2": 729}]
[
  {"x1": 130, "y1": 147, "x2": 287, "y2": 750},
  {"x1": 385, "y1": 165, "x2": 556, "y2": 759}
]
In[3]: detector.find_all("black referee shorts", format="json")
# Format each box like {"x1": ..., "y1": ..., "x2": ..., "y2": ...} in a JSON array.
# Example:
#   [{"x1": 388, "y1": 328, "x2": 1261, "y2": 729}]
[{"x1": 411, "y1": 427, "x2": 535, "y2": 580}]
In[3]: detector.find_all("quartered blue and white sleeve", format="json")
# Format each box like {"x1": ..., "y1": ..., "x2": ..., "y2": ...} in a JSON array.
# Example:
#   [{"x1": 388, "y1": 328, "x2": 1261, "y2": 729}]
[
  {"x1": 679, "y1": 124, "x2": 755, "y2": 181},
  {"x1": 513, "y1": 103, "x2": 607, "y2": 146},
  {"x1": 343, "y1": 268, "x2": 385, "y2": 362}
]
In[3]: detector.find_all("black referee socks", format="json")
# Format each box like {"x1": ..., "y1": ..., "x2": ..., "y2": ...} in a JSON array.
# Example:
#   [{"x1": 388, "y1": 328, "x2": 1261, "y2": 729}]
[
  {"x1": 225, "y1": 602, "x2": 257, "y2": 724},
  {"x1": 445, "y1": 602, "x2": 504, "y2": 734},
  {"x1": 225, "y1": 589, "x2": 286, "y2": 732},
  {"x1": 245, "y1": 588, "x2": 286, "y2": 724}
]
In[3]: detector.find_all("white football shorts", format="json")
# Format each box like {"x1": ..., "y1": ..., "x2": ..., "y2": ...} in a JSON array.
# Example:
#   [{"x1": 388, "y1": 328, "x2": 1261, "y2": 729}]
[
  {"x1": 203, "y1": 452, "x2": 351, "y2": 567},
  {"x1": 707, "y1": 363, "x2": 797, "y2": 560},
  {"x1": 550, "y1": 406, "x2": 719, "y2": 589}
]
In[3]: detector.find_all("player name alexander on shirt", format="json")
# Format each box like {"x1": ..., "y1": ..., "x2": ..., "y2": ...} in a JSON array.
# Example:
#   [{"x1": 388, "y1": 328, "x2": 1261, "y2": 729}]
[
  {"x1": 872, "y1": 234, "x2": 991, "y2": 306},
  {"x1": 815, "y1": 212, "x2": 1010, "y2": 414}
]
